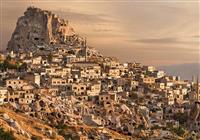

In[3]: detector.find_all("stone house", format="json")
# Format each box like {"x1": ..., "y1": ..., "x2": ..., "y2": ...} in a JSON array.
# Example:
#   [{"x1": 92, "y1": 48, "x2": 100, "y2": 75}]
[
  {"x1": 98, "y1": 93, "x2": 111, "y2": 104},
  {"x1": 103, "y1": 59, "x2": 120, "y2": 68},
  {"x1": 32, "y1": 56, "x2": 42, "y2": 65},
  {"x1": 80, "y1": 65, "x2": 101, "y2": 79},
  {"x1": 52, "y1": 54, "x2": 63, "y2": 63},
  {"x1": 77, "y1": 135, "x2": 88, "y2": 140},
  {"x1": 142, "y1": 77, "x2": 155, "y2": 84},
  {"x1": 165, "y1": 92, "x2": 175, "y2": 105},
  {"x1": 8, "y1": 84, "x2": 35, "y2": 102},
  {"x1": 143, "y1": 66, "x2": 155, "y2": 72},
  {"x1": 173, "y1": 89, "x2": 184, "y2": 104},
  {"x1": 105, "y1": 68, "x2": 120, "y2": 78},
  {"x1": 87, "y1": 82, "x2": 101, "y2": 96},
  {"x1": 156, "y1": 83, "x2": 165, "y2": 90},
  {"x1": 153, "y1": 70, "x2": 165, "y2": 78},
  {"x1": 19, "y1": 93, "x2": 35, "y2": 104},
  {"x1": 8, "y1": 90, "x2": 25, "y2": 102},
  {"x1": 6, "y1": 78, "x2": 26, "y2": 89},
  {"x1": 0, "y1": 87, "x2": 8, "y2": 105},
  {"x1": 46, "y1": 67, "x2": 71, "y2": 77},
  {"x1": 76, "y1": 95, "x2": 89, "y2": 101},
  {"x1": 130, "y1": 80, "x2": 139, "y2": 91},
  {"x1": 51, "y1": 78, "x2": 67, "y2": 86},
  {"x1": 72, "y1": 83, "x2": 87, "y2": 96}
]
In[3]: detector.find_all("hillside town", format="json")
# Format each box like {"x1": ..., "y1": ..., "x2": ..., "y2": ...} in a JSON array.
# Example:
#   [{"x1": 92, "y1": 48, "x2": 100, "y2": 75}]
[{"x1": 0, "y1": 7, "x2": 200, "y2": 140}]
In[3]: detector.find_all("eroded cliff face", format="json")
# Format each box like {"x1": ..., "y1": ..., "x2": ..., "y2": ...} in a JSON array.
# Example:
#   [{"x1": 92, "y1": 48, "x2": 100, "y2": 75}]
[
  {"x1": 188, "y1": 102, "x2": 200, "y2": 131},
  {"x1": 189, "y1": 102, "x2": 200, "y2": 121},
  {"x1": 7, "y1": 7, "x2": 83, "y2": 52}
]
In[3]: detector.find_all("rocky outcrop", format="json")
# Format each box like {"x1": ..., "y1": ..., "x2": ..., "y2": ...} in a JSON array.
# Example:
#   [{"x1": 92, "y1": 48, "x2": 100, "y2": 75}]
[
  {"x1": 1, "y1": 113, "x2": 31, "y2": 138},
  {"x1": 189, "y1": 102, "x2": 200, "y2": 121},
  {"x1": 7, "y1": 7, "x2": 84, "y2": 53},
  {"x1": 0, "y1": 106, "x2": 64, "y2": 140},
  {"x1": 188, "y1": 102, "x2": 200, "y2": 130}
]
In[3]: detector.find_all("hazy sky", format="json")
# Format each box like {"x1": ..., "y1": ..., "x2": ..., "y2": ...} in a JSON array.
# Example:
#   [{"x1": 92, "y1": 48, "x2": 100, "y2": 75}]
[{"x1": 0, "y1": 0, "x2": 199, "y2": 66}]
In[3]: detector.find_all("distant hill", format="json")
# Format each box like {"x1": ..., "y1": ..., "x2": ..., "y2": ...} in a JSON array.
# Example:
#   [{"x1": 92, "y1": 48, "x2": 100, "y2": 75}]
[{"x1": 158, "y1": 63, "x2": 200, "y2": 80}]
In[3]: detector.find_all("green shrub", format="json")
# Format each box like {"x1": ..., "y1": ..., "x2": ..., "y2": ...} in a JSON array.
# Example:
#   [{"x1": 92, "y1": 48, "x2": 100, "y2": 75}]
[
  {"x1": 0, "y1": 127, "x2": 15, "y2": 140},
  {"x1": 172, "y1": 126, "x2": 186, "y2": 137}
]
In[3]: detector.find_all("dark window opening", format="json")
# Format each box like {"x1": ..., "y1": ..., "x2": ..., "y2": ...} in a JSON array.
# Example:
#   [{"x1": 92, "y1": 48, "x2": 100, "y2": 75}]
[{"x1": 34, "y1": 38, "x2": 39, "y2": 41}]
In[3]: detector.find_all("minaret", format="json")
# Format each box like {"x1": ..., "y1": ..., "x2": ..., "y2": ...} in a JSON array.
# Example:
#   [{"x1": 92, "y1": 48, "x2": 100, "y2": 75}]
[
  {"x1": 197, "y1": 76, "x2": 199, "y2": 102},
  {"x1": 84, "y1": 37, "x2": 87, "y2": 62},
  {"x1": 192, "y1": 75, "x2": 196, "y2": 83}
]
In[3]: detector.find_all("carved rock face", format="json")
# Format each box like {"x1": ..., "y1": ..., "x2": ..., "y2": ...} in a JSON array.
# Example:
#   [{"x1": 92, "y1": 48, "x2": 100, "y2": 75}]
[
  {"x1": 189, "y1": 102, "x2": 200, "y2": 121},
  {"x1": 188, "y1": 102, "x2": 200, "y2": 131},
  {"x1": 7, "y1": 7, "x2": 80, "y2": 53}
]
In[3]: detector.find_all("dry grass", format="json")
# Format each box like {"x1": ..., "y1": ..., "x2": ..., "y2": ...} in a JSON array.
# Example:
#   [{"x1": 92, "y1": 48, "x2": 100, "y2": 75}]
[{"x1": 0, "y1": 106, "x2": 64, "y2": 140}]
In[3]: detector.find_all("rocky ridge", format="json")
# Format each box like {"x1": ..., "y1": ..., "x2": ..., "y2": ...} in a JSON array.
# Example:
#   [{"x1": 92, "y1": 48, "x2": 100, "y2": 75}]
[{"x1": 7, "y1": 7, "x2": 84, "y2": 53}]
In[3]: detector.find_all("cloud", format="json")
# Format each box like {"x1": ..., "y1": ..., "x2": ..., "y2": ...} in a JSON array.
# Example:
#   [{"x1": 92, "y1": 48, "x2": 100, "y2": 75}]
[
  {"x1": 53, "y1": 9, "x2": 113, "y2": 24},
  {"x1": 52, "y1": 9, "x2": 120, "y2": 35},
  {"x1": 132, "y1": 37, "x2": 178, "y2": 44},
  {"x1": 128, "y1": 37, "x2": 199, "y2": 45},
  {"x1": 192, "y1": 35, "x2": 200, "y2": 38},
  {"x1": 93, "y1": 28, "x2": 113, "y2": 32},
  {"x1": 1, "y1": 1, "x2": 198, "y2": 66}
]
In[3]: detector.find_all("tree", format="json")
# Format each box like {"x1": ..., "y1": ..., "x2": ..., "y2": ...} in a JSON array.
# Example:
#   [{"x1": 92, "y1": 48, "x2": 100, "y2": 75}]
[
  {"x1": 0, "y1": 127, "x2": 15, "y2": 140},
  {"x1": 6, "y1": 55, "x2": 11, "y2": 61},
  {"x1": 18, "y1": 63, "x2": 27, "y2": 72},
  {"x1": 31, "y1": 135, "x2": 41, "y2": 140},
  {"x1": 172, "y1": 126, "x2": 186, "y2": 137},
  {"x1": 0, "y1": 60, "x2": 18, "y2": 71},
  {"x1": 47, "y1": 54, "x2": 53, "y2": 63},
  {"x1": 129, "y1": 92, "x2": 138, "y2": 100},
  {"x1": 173, "y1": 113, "x2": 188, "y2": 125}
]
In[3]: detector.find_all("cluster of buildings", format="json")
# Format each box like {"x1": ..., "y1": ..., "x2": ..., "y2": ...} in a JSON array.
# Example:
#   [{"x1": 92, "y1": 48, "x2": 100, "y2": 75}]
[{"x1": 0, "y1": 43, "x2": 200, "y2": 139}]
